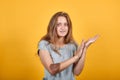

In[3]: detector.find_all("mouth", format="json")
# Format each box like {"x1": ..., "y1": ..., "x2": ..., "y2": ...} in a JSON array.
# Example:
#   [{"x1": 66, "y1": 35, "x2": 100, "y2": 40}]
[{"x1": 60, "y1": 31, "x2": 66, "y2": 33}]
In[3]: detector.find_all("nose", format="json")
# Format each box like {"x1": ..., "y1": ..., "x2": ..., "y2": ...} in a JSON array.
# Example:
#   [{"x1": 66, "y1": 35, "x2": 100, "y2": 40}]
[
  {"x1": 61, "y1": 24, "x2": 65, "y2": 29},
  {"x1": 60, "y1": 26, "x2": 64, "y2": 30}
]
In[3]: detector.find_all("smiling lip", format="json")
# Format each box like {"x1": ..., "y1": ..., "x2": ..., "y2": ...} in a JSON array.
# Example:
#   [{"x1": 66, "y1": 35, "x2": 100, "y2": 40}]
[{"x1": 60, "y1": 31, "x2": 66, "y2": 32}]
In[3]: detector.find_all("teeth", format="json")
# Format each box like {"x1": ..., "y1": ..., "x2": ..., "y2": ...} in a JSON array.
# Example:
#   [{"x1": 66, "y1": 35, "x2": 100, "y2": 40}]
[{"x1": 60, "y1": 31, "x2": 65, "y2": 32}]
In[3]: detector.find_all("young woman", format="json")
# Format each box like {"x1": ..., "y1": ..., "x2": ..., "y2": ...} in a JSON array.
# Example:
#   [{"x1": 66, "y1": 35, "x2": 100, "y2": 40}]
[{"x1": 38, "y1": 12, "x2": 99, "y2": 80}]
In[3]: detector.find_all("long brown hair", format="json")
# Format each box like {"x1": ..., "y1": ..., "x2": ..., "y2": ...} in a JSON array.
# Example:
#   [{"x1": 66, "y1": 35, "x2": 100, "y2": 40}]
[
  {"x1": 38, "y1": 12, "x2": 76, "y2": 55},
  {"x1": 41, "y1": 11, "x2": 75, "y2": 43}
]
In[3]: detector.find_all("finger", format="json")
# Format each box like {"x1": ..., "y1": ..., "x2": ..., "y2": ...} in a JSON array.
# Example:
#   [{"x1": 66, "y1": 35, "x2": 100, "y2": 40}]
[
  {"x1": 94, "y1": 34, "x2": 100, "y2": 40},
  {"x1": 78, "y1": 39, "x2": 85, "y2": 51},
  {"x1": 81, "y1": 39, "x2": 85, "y2": 48},
  {"x1": 89, "y1": 34, "x2": 100, "y2": 44},
  {"x1": 91, "y1": 35, "x2": 99, "y2": 43}
]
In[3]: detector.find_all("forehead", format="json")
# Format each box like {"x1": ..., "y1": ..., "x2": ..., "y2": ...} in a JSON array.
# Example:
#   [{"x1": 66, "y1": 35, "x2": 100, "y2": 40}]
[{"x1": 57, "y1": 16, "x2": 67, "y2": 23}]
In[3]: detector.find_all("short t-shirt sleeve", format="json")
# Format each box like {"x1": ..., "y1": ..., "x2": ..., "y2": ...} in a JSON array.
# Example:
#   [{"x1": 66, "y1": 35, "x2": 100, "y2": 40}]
[
  {"x1": 72, "y1": 43, "x2": 78, "y2": 53},
  {"x1": 38, "y1": 40, "x2": 49, "y2": 51}
]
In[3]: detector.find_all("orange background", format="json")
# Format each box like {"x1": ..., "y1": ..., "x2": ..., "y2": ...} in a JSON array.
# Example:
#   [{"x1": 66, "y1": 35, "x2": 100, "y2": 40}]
[{"x1": 0, "y1": 0, "x2": 120, "y2": 80}]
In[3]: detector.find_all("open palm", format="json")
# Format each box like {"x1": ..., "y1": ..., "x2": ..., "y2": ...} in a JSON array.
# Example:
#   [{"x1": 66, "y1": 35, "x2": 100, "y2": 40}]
[{"x1": 85, "y1": 35, "x2": 99, "y2": 48}]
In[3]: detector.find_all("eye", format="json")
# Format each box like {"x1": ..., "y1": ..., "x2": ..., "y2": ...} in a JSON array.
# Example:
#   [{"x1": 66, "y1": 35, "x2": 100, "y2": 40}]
[
  {"x1": 56, "y1": 23, "x2": 61, "y2": 27},
  {"x1": 64, "y1": 23, "x2": 68, "y2": 26}
]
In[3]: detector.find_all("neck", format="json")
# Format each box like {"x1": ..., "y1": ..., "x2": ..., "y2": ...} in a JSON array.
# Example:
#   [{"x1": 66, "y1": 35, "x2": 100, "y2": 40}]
[{"x1": 55, "y1": 37, "x2": 65, "y2": 46}]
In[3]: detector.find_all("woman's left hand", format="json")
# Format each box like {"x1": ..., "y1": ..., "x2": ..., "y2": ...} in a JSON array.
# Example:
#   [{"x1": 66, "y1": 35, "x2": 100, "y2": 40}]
[{"x1": 85, "y1": 35, "x2": 99, "y2": 48}]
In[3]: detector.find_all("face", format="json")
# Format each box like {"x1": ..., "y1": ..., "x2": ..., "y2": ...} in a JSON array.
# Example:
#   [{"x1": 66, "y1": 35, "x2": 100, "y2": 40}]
[{"x1": 56, "y1": 16, "x2": 68, "y2": 38}]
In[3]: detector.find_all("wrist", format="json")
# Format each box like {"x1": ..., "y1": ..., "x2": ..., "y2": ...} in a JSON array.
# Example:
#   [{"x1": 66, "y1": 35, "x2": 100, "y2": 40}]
[{"x1": 74, "y1": 55, "x2": 79, "y2": 62}]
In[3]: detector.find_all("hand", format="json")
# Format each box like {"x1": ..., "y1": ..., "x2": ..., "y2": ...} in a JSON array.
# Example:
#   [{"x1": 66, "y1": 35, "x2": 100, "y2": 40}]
[
  {"x1": 76, "y1": 40, "x2": 85, "y2": 58},
  {"x1": 85, "y1": 35, "x2": 99, "y2": 48}
]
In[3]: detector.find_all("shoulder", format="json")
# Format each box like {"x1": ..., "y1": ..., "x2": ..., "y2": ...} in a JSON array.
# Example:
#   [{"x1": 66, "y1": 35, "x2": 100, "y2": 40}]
[
  {"x1": 38, "y1": 40, "x2": 50, "y2": 50},
  {"x1": 39, "y1": 40, "x2": 49, "y2": 45},
  {"x1": 68, "y1": 42, "x2": 78, "y2": 50}
]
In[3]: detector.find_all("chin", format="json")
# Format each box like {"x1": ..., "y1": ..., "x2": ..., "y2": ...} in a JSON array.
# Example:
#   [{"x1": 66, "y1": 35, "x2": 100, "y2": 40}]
[{"x1": 59, "y1": 34, "x2": 67, "y2": 37}]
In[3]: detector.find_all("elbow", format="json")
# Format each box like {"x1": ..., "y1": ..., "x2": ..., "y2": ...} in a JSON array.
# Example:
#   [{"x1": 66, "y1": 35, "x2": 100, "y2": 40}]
[
  {"x1": 48, "y1": 69, "x2": 57, "y2": 76},
  {"x1": 49, "y1": 70, "x2": 57, "y2": 76},
  {"x1": 74, "y1": 64, "x2": 85, "y2": 76},
  {"x1": 74, "y1": 71, "x2": 81, "y2": 76},
  {"x1": 74, "y1": 68, "x2": 84, "y2": 76},
  {"x1": 48, "y1": 63, "x2": 60, "y2": 76}
]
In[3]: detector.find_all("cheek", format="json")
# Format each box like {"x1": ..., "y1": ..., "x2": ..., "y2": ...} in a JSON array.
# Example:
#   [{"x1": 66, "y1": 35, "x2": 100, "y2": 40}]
[
  {"x1": 56, "y1": 27, "x2": 60, "y2": 33},
  {"x1": 66, "y1": 27, "x2": 69, "y2": 32}
]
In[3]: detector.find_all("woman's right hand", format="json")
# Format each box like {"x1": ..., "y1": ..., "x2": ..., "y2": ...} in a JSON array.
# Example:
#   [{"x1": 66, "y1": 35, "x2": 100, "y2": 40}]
[{"x1": 75, "y1": 40, "x2": 85, "y2": 59}]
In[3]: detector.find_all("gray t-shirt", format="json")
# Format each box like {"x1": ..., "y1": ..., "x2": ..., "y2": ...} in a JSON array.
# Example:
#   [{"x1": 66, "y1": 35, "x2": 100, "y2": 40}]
[{"x1": 38, "y1": 40, "x2": 77, "y2": 80}]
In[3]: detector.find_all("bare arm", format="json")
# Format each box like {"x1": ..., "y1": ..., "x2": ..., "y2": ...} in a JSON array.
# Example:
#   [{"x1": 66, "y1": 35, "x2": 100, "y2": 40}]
[
  {"x1": 73, "y1": 45, "x2": 87, "y2": 76},
  {"x1": 73, "y1": 35, "x2": 99, "y2": 76},
  {"x1": 38, "y1": 49, "x2": 80, "y2": 75}
]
